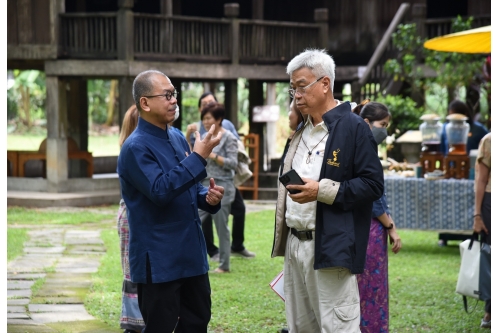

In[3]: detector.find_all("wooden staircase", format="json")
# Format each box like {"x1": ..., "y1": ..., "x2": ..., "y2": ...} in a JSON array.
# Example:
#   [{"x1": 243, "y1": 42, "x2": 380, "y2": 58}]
[{"x1": 351, "y1": 3, "x2": 491, "y2": 102}]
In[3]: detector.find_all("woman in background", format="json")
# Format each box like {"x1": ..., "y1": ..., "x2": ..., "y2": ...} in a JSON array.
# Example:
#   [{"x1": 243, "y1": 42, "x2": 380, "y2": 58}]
[
  {"x1": 117, "y1": 105, "x2": 145, "y2": 333},
  {"x1": 353, "y1": 101, "x2": 402, "y2": 333},
  {"x1": 197, "y1": 102, "x2": 238, "y2": 273},
  {"x1": 440, "y1": 100, "x2": 489, "y2": 155},
  {"x1": 473, "y1": 132, "x2": 491, "y2": 329}
]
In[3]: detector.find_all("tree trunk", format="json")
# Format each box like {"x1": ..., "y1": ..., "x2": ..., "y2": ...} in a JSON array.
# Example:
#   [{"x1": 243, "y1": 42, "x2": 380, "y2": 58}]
[
  {"x1": 105, "y1": 80, "x2": 118, "y2": 126},
  {"x1": 20, "y1": 86, "x2": 31, "y2": 128}
]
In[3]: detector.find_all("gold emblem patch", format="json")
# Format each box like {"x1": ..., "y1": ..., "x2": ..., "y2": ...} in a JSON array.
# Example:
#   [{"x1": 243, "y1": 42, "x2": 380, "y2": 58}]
[{"x1": 327, "y1": 149, "x2": 341, "y2": 167}]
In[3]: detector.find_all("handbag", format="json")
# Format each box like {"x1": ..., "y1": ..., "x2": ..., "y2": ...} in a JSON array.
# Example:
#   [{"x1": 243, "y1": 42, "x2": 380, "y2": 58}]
[
  {"x1": 233, "y1": 140, "x2": 253, "y2": 187},
  {"x1": 456, "y1": 235, "x2": 480, "y2": 300},
  {"x1": 455, "y1": 232, "x2": 489, "y2": 313}
]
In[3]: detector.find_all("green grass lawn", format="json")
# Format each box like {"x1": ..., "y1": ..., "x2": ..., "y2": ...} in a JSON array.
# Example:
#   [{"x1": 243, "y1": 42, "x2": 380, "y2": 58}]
[
  {"x1": 7, "y1": 206, "x2": 487, "y2": 332},
  {"x1": 7, "y1": 134, "x2": 120, "y2": 156},
  {"x1": 7, "y1": 228, "x2": 28, "y2": 262},
  {"x1": 86, "y1": 210, "x2": 486, "y2": 333}
]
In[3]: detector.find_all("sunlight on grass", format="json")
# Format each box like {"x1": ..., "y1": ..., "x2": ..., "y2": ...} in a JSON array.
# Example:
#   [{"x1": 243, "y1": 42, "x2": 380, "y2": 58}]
[
  {"x1": 7, "y1": 134, "x2": 120, "y2": 156},
  {"x1": 7, "y1": 228, "x2": 28, "y2": 262},
  {"x1": 7, "y1": 206, "x2": 118, "y2": 225}
]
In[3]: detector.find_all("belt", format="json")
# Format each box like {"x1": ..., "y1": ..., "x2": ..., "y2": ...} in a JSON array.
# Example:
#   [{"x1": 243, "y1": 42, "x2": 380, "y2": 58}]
[{"x1": 291, "y1": 228, "x2": 314, "y2": 241}]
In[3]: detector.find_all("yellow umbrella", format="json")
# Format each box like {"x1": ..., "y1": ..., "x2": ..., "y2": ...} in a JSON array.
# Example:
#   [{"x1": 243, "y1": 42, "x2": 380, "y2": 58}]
[{"x1": 423, "y1": 25, "x2": 490, "y2": 54}]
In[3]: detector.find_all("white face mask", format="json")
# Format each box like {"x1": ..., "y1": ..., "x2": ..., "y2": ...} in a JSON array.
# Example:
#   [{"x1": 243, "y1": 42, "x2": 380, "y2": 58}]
[{"x1": 174, "y1": 106, "x2": 180, "y2": 121}]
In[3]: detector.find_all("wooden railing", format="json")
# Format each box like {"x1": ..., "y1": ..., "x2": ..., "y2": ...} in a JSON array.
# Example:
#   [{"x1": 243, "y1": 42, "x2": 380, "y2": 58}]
[
  {"x1": 355, "y1": 3, "x2": 412, "y2": 101},
  {"x1": 58, "y1": 12, "x2": 324, "y2": 64},
  {"x1": 239, "y1": 20, "x2": 320, "y2": 64},
  {"x1": 59, "y1": 13, "x2": 117, "y2": 59},
  {"x1": 426, "y1": 15, "x2": 491, "y2": 39},
  {"x1": 134, "y1": 14, "x2": 231, "y2": 62}
]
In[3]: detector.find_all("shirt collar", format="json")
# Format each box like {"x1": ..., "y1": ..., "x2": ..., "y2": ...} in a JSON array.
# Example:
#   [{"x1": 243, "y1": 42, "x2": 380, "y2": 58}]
[
  {"x1": 137, "y1": 117, "x2": 169, "y2": 140},
  {"x1": 304, "y1": 115, "x2": 328, "y2": 132}
]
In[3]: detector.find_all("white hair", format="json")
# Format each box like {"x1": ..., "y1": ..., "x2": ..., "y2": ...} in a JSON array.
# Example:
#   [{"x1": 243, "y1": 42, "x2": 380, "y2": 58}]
[{"x1": 286, "y1": 48, "x2": 335, "y2": 92}]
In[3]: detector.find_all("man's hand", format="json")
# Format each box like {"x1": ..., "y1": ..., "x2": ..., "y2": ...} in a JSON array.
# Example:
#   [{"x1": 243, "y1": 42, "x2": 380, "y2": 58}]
[
  {"x1": 192, "y1": 124, "x2": 222, "y2": 159},
  {"x1": 206, "y1": 178, "x2": 224, "y2": 205},
  {"x1": 287, "y1": 177, "x2": 319, "y2": 204}
]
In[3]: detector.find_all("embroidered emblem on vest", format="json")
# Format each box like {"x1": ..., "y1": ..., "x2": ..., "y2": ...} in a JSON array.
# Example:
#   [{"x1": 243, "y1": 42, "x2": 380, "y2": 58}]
[{"x1": 327, "y1": 149, "x2": 340, "y2": 167}]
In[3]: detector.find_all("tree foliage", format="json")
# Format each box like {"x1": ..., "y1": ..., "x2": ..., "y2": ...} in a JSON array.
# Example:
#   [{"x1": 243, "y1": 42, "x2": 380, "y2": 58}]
[
  {"x1": 384, "y1": 16, "x2": 485, "y2": 114},
  {"x1": 7, "y1": 70, "x2": 46, "y2": 131},
  {"x1": 374, "y1": 94, "x2": 425, "y2": 139}
]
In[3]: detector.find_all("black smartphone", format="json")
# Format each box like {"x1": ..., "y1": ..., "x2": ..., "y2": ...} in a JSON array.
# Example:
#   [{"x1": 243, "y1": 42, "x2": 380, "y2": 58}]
[{"x1": 279, "y1": 169, "x2": 305, "y2": 194}]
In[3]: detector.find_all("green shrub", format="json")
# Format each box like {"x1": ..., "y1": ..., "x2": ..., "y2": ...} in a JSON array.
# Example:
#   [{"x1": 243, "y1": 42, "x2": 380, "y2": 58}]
[{"x1": 374, "y1": 94, "x2": 424, "y2": 139}]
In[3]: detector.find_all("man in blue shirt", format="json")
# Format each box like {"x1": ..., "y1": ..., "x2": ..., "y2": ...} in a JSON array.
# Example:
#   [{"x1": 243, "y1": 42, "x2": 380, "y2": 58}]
[
  {"x1": 117, "y1": 70, "x2": 225, "y2": 332},
  {"x1": 186, "y1": 92, "x2": 256, "y2": 260}
]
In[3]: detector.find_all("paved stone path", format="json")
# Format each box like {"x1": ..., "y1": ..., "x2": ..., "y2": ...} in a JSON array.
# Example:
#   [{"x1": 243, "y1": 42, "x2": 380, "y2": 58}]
[
  {"x1": 7, "y1": 226, "x2": 121, "y2": 332},
  {"x1": 6, "y1": 201, "x2": 276, "y2": 333}
]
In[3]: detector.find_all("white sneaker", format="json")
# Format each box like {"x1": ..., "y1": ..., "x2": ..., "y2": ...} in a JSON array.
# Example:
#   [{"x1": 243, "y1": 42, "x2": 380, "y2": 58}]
[{"x1": 480, "y1": 318, "x2": 491, "y2": 328}]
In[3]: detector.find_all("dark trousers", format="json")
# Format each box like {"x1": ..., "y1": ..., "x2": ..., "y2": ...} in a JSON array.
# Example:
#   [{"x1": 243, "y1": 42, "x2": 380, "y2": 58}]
[
  {"x1": 202, "y1": 188, "x2": 246, "y2": 256},
  {"x1": 137, "y1": 273, "x2": 211, "y2": 333},
  {"x1": 482, "y1": 192, "x2": 491, "y2": 313}
]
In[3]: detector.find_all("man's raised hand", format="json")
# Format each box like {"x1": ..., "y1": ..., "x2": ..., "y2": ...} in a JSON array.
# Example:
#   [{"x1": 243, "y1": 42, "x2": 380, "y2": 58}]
[{"x1": 192, "y1": 124, "x2": 222, "y2": 159}]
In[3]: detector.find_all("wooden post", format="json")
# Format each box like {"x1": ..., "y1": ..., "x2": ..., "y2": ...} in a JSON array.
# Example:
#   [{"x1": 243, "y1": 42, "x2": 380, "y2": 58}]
[
  {"x1": 160, "y1": 0, "x2": 173, "y2": 16},
  {"x1": 252, "y1": 0, "x2": 264, "y2": 19},
  {"x1": 248, "y1": 80, "x2": 265, "y2": 172},
  {"x1": 118, "y1": 77, "x2": 134, "y2": 133},
  {"x1": 412, "y1": 4, "x2": 427, "y2": 54},
  {"x1": 50, "y1": 0, "x2": 65, "y2": 52},
  {"x1": 66, "y1": 77, "x2": 89, "y2": 177},
  {"x1": 351, "y1": 81, "x2": 361, "y2": 104},
  {"x1": 314, "y1": 8, "x2": 329, "y2": 50},
  {"x1": 45, "y1": 76, "x2": 68, "y2": 191},
  {"x1": 224, "y1": 80, "x2": 239, "y2": 129},
  {"x1": 225, "y1": 3, "x2": 240, "y2": 65},
  {"x1": 117, "y1": 0, "x2": 134, "y2": 61}
]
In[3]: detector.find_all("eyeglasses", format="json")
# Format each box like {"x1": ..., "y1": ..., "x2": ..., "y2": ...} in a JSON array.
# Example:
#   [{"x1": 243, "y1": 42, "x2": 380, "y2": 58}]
[
  {"x1": 288, "y1": 76, "x2": 325, "y2": 99},
  {"x1": 143, "y1": 89, "x2": 178, "y2": 101}
]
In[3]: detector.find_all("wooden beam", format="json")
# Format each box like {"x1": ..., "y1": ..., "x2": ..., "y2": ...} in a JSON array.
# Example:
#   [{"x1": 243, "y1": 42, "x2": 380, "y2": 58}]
[
  {"x1": 7, "y1": 45, "x2": 58, "y2": 59},
  {"x1": 44, "y1": 60, "x2": 364, "y2": 82}
]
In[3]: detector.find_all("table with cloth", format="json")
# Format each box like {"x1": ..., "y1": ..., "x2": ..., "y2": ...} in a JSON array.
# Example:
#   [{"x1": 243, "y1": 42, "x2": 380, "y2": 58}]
[{"x1": 384, "y1": 177, "x2": 474, "y2": 244}]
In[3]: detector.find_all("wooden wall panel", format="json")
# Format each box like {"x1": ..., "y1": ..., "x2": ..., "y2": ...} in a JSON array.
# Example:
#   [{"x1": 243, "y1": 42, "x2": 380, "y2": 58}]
[
  {"x1": 467, "y1": 0, "x2": 491, "y2": 16},
  {"x1": 17, "y1": 0, "x2": 33, "y2": 43},
  {"x1": 7, "y1": 0, "x2": 18, "y2": 44},
  {"x1": 32, "y1": 0, "x2": 52, "y2": 44},
  {"x1": 326, "y1": 0, "x2": 425, "y2": 65}
]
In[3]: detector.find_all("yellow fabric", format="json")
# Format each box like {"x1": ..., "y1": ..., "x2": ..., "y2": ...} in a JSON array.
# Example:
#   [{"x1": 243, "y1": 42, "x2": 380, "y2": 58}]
[{"x1": 423, "y1": 25, "x2": 491, "y2": 54}]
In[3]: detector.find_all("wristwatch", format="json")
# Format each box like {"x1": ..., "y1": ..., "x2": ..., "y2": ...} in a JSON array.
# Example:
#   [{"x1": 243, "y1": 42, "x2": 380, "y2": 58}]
[{"x1": 384, "y1": 223, "x2": 394, "y2": 230}]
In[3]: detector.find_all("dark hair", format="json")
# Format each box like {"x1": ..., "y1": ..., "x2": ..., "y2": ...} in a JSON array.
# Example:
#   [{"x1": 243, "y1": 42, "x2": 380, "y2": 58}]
[
  {"x1": 448, "y1": 100, "x2": 473, "y2": 125},
  {"x1": 198, "y1": 91, "x2": 218, "y2": 108},
  {"x1": 357, "y1": 102, "x2": 391, "y2": 122},
  {"x1": 132, "y1": 70, "x2": 166, "y2": 111},
  {"x1": 201, "y1": 102, "x2": 225, "y2": 123}
]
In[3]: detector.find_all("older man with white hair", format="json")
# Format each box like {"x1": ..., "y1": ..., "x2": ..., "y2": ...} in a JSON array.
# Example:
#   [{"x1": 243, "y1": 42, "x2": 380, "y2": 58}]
[{"x1": 272, "y1": 49, "x2": 384, "y2": 332}]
